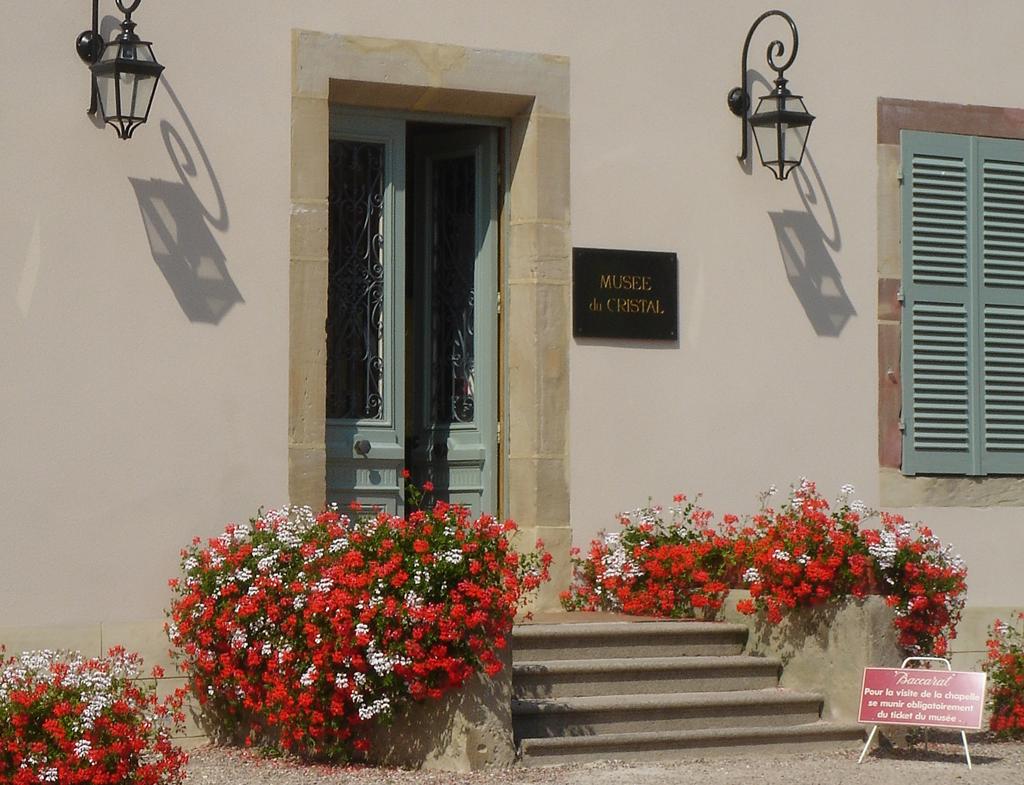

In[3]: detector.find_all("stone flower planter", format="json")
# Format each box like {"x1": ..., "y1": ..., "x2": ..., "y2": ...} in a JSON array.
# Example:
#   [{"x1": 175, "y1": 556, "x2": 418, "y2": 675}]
[
  {"x1": 362, "y1": 650, "x2": 514, "y2": 771},
  {"x1": 722, "y1": 591, "x2": 903, "y2": 722}
]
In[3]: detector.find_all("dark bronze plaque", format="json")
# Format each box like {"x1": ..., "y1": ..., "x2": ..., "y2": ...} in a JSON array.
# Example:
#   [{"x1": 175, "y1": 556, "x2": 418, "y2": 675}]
[{"x1": 572, "y1": 248, "x2": 678, "y2": 340}]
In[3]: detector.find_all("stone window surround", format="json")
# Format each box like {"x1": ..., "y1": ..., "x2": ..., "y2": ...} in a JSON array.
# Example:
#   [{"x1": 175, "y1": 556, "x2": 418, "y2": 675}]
[
  {"x1": 878, "y1": 97, "x2": 1024, "y2": 507},
  {"x1": 289, "y1": 32, "x2": 572, "y2": 604}
]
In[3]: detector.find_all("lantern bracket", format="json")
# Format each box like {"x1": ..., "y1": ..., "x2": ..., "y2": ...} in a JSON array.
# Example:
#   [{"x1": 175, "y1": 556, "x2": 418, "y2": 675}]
[
  {"x1": 727, "y1": 9, "x2": 800, "y2": 164},
  {"x1": 76, "y1": 0, "x2": 146, "y2": 113},
  {"x1": 74, "y1": 0, "x2": 162, "y2": 139}
]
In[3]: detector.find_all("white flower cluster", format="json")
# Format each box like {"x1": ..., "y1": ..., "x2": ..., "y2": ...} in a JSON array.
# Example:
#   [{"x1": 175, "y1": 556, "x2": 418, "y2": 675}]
[
  {"x1": 789, "y1": 477, "x2": 812, "y2": 508},
  {"x1": 367, "y1": 639, "x2": 410, "y2": 677},
  {"x1": 276, "y1": 521, "x2": 304, "y2": 550},
  {"x1": 440, "y1": 548, "x2": 464, "y2": 565},
  {"x1": 328, "y1": 536, "x2": 349, "y2": 554},
  {"x1": 629, "y1": 504, "x2": 662, "y2": 529},
  {"x1": 299, "y1": 664, "x2": 317, "y2": 687},
  {"x1": 594, "y1": 530, "x2": 643, "y2": 606},
  {"x1": 230, "y1": 629, "x2": 248, "y2": 651},
  {"x1": 313, "y1": 577, "x2": 333, "y2": 593},
  {"x1": 339, "y1": 658, "x2": 392, "y2": 718},
  {"x1": 867, "y1": 522, "x2": 908, "y2": 578},
  {"x1": 757, "y1": 484, "x2": 778, "y2": 508},
  {"x1": 835, "y1": 482, "x2": 870, "y2": 516},
  {"x1": 742, "y1": 567, "x2": 762, "y2": 584},
  {"x1": 357, "y1": 696, "x2": 390, "y2": 720},
  {"x1": 220, "y1": 524, "x2": 251, "y2": 545},
  {"x1": 771, "y1": 549, "x2": 791, "y2": 562}
]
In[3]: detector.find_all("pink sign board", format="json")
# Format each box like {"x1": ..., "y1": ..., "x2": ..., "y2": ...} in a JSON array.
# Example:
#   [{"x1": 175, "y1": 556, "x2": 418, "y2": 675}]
[{"x1": 859, "y1": 667, "x2": 986, "y2": 730}]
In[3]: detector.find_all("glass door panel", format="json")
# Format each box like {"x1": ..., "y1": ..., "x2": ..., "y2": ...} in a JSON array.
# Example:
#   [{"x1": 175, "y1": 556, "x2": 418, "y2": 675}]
[
  {"x1": 408, "y1": 127, "x2": 499, "y2": 516},
  {"x1": 325, "y1": 114, "x2": 406, "y2": 515}
]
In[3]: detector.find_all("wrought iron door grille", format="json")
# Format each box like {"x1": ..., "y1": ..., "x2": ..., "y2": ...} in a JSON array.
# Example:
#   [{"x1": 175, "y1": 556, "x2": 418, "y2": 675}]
[
  {"x1": 326, "y1": 140, "x2": 386, "y2": 421},
  {"x1": 430, "y1": 155, "x2": 476, "y2": 424}
]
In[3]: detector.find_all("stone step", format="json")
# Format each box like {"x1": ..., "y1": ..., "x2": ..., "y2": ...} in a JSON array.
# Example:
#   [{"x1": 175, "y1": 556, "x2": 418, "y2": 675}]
[
  {"x1": 513, "y1": 620, "x2": 749, "y2": 661},
  {"x1": 513, "y1": 655, "x2": 781, "y2": 699},
  {"x1": 517, "y1": 721, "x2": 866, "y2": 766},
  {"x1": 513, "y1": 688, "x2": 823, "y2": 738}
]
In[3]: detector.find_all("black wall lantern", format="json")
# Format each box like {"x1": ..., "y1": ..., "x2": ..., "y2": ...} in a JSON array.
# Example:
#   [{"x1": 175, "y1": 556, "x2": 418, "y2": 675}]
[
  {"x1": 76, "y1": 0, "x2": 164, "y2": 140},
  {"x1": 727, "y1": 10, "x2": 814, "y2": 180}
]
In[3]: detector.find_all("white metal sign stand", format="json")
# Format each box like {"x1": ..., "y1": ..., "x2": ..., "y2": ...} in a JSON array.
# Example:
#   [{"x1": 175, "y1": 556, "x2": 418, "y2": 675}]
[{"x1": 858, "y1": 656, "x2": 973, "y2": 769}]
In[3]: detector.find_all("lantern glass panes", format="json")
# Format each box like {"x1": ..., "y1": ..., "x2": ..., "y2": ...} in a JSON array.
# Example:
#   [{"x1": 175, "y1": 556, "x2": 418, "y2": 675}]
[
  {"x1": 749, "y1": 92, "x2": 814, "y2": 181},
  {"x1": 92, "y1": 38, "x2": 163, "y2": 139}
]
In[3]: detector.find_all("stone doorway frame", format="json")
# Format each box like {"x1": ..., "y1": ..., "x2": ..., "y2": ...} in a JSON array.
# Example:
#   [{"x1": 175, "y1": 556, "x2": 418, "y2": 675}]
[{"x1": 288, "y1": 32, "x2": 571, "y2": 605}]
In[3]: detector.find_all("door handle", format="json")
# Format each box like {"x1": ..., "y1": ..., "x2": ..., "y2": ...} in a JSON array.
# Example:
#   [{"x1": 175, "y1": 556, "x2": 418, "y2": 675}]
[{"x1": 354, "y1": 439, "x2": 371, "y2": 456}]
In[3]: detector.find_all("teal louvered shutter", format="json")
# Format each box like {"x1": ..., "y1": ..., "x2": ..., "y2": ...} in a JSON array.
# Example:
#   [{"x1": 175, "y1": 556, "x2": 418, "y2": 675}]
[
  {"x1": 978, "y1": 138, "x2": 1024, "y2": 472},
  {"x1": 901, "y1": 131, "x2": 978, "y2": 474}
]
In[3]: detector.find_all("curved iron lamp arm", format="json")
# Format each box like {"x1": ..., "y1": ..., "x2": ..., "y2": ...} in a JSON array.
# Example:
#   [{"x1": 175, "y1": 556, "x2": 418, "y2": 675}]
[{"x1": 727, "y1": 9, "x2": 799, "y2": 163}]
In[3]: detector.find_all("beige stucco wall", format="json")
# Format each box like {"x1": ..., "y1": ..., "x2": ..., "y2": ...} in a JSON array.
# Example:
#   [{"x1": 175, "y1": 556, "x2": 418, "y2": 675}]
[{"x1": 1, "y1": 1, "x2": 1024, "y2": 669}]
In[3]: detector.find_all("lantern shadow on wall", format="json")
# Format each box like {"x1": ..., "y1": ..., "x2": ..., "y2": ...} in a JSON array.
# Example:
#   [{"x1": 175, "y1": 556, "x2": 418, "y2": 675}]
[
  {"x1": 130, "y1": 79, "x2": 241, "y2": 324},
  {"x1": 768, "y1": 148, "x2": 855, "y2": 337}
]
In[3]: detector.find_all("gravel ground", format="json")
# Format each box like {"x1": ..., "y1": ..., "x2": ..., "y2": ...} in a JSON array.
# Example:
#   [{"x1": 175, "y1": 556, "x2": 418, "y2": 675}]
[{"x1": 185, "y1": 734, "x2": 1024, "y2": 785}]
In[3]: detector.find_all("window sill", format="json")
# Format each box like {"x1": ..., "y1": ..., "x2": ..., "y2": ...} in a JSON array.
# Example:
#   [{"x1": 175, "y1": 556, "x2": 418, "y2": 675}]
[{"x1": 880, "y1": 468, "x2": 1024, "y2": 507}]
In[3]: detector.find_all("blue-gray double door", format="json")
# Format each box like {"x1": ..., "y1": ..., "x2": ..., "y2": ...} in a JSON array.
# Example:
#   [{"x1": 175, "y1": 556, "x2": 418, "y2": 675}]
[{"x1": 325, "y1": 113, "x2": 499, "y2": 516}]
